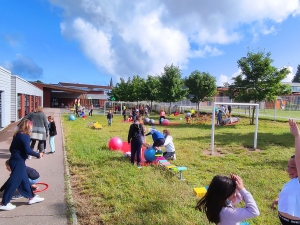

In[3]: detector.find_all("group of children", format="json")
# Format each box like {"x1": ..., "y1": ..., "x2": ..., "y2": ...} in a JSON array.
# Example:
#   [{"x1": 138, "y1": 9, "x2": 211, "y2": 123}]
[
  {"x1": 127, "y1": 115, "x2": 176, "y2": 168},
  {"x1": 195, "y1": 119, "x2": 300, "y2": 225}
]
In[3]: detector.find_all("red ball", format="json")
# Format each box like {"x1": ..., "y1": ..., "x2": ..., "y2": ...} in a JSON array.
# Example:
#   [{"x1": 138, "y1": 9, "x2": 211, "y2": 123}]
[
  {"x1": 108, "y1": 137, "x2": 123, "y2": 150},
  {"x1": 162, "y1": 119, "x2": 170, "y2": 126}
]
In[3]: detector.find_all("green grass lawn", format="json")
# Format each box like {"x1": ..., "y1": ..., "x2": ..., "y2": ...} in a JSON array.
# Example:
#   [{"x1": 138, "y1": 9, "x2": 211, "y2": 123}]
[{"x1": 62, "y1": 114, "x2": 294, "y2": 225}]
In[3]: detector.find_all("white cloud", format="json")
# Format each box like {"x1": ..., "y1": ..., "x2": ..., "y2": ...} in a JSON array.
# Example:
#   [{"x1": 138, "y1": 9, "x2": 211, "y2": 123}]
[
  {"x1": 282, "y1": 66, "x2": 294, "y2": 82},
  {"x1": 217, "y1": 70, "x2": 242, "y2": 86},
  {"x1": 48, "y1": 0, "x2": 300, "y2": 80}
]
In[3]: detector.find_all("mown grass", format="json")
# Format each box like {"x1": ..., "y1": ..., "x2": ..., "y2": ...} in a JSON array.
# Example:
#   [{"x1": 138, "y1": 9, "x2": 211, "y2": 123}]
[{"x1": 62, "y1": 113, "x2": 294, "y2": 225}]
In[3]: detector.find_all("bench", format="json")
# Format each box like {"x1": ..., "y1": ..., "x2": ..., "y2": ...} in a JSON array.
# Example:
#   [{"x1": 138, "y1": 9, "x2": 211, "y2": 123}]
[{"x1": 156, "y1": 156, "x2": 187, "y2": 180}]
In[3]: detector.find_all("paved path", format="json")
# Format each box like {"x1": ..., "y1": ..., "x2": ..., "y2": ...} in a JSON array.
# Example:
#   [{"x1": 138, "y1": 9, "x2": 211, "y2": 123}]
[{"x1": 0, "y1": 108, "x2": 69, "y2": 225}]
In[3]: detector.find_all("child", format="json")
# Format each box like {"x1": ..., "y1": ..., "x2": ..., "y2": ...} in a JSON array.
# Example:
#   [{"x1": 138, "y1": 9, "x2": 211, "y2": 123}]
[
  {"x1": 122, "y1": 109, "x2": 127, "y2": 122},
  {"x1": 162, "y1": 129, "x2": 176, "y2": 160},
  {"x1": 217, "y1": 110, "x2": 223, "y2": 125},
  {"x1": 128, "y1": 115, "x2": 145, "y2": 168},
  {"x1": 89, "y1": 104, "x2": 93, "y2": 117},
  {"x1": 4, "y1": 160, "x2": 40, "y2": 199},
  {"x1": 48, "y1": 116, "x2": 57, "y2": 154},
  {"x1": 196, "y1": 173, "x2": 259, "y2": 225},
  {"x1": 272, "y1": 119, "x2": 300, "y2": 224},
  {"x1": 145, "y1": 127, "x2": 165, "y2": 150},
  {"x1": 185, "y1": 112, "x2": 191, "y2": 124},
  {"x1": 107, "y1": 110, "x2": 113, "y2": 126}
]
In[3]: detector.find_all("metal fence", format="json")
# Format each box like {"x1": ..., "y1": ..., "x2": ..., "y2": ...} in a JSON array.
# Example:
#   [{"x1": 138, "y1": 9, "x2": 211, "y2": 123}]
[{"x1": 96, "y1": 96, "x2": 300, "y2": 121}]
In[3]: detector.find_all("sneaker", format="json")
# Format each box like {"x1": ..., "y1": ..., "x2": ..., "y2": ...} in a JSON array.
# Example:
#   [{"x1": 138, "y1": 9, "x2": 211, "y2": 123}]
[
  {"x1": 0, "y1": 203, "x2": 16, "y2": 211},
  {"x1": 28, "y1": 156, "x2": 32, "y2": 160},
  {"x1": 43, "y1": 149, "x2": 46, "y2": 153},
  {"x1": 28, "y1": 195, "x2": 44, "y2": 205},
  {"x1": 12, "y1": 194, "x2": 23, "y2": 200},
  {"x1": 173, "y1": 154, "x2": 176, "y2": 160},
  {"x1": 137, "y1": 164, "x2": 142, "y2": 169},
  {"x1": 48, "y1": 151, "x2": 55, "y2": 154}
]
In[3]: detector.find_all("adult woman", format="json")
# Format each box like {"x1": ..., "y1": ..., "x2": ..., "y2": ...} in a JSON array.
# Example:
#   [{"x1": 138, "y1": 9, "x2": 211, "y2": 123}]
[
  {"x1": 128, "y1": 115, "x2": 144, "y2": 168},
  {"x1": 276, "y1": 119, "x2": 300, "y2": 224},
  {"x1": 0, "y1": 119, "x2": 44, "y2": 210},
  {"x1": 195, "y1": 174, "x2": 259, "y2": 225},
  {"x1": 25, "y1": 106, "x2": 49, "y2": 154}
]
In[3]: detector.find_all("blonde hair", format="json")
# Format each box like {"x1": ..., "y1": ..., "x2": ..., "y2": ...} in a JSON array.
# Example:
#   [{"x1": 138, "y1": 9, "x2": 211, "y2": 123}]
[
  {"x1": 15, "y1": 119, "x2": 32, "y2": 137},
  {"x1": 35, "y1": 106, "x2": 43, "y2": 112}
]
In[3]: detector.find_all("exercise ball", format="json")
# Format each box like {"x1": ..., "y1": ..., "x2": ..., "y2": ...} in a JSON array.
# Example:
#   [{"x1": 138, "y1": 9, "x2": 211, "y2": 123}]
[
  {"x1": 108, "y1": 137, "x2": 123, "y2": 151},
  {"x1": 144, "y1": 148, "x2": 156, "y2": 162},
  {"x1": 149, "y1": 119, "x2": 155, "y2": 125},
  {"x1": 143, "y1": 118, "x2": 150, "y2": 124},
  {"x1": 69, "y1": 115, "x2": 76, "y2": 121},
  {"x1": 162, "y1": 119, "x2": 169, "y2": 126}
]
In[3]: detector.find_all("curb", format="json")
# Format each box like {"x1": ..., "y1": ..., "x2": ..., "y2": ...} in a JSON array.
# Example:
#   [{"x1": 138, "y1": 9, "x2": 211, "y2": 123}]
[{"x1": 61, "y1": 114, "x2": 78, "y2": 225}]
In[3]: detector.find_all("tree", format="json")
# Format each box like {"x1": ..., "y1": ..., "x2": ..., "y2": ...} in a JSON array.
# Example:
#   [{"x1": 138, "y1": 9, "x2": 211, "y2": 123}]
[
  {"x1": 185, "y1": 71, "x2": 217, "y2": 113},
  {"x1": 143, "y1": 75, "x2": 160, "y2": 111},
  {"x1": 108, "y1": 78, "x2": 130, "y2": 101},
  {"x1": 227, "y1": 49, "x2": 292, "y2": 124},
  {"x1": 127, "y1": 75, "x2": 145, "y2": 104},
  {"x1": 158, "y1": 64, "x2": 188, "y2": 114},
  {"x1": 292, "y1": 64, "x2": 300, "y2": 83}
]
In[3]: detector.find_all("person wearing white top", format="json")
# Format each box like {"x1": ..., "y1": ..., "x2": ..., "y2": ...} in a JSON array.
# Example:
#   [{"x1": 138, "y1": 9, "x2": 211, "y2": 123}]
[
  {"x1": 273, "y1": 119, "x2": 300, "y2": 224},
  {"x1": 162, "y1": 129, "x2": 176, "y2": 160}
]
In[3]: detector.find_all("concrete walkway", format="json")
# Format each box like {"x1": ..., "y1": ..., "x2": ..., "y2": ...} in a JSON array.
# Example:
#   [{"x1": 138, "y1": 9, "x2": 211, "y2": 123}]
[{"x1": 0, "y1": 108, "x2": 69, "y2": 225}]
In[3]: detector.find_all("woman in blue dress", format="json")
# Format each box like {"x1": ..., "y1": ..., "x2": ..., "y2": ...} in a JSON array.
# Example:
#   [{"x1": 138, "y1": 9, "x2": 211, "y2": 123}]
[{"x1": 0, "y1": 119, "x2": 45, "y2": 210}]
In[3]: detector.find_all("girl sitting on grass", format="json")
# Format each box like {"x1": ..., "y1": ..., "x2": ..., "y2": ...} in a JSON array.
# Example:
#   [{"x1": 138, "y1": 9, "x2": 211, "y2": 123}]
[{"x1": 195, "y1": 173, "x2": 259, "y2": 225}]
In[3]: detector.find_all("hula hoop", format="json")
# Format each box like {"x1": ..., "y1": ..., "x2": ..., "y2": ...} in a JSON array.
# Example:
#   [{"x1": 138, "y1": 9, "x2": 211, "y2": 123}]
[{"x1": 33, "y1": 182, "x2": 49, "y2": 194}]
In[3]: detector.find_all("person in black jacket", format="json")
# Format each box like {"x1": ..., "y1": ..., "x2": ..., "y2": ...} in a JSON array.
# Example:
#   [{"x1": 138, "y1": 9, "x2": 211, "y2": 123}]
[
  {"x1": 5, "y1": 160, "x2": 40, "y2": 199},
  {"x1": 128, "y1": 115, "x2": 145, "y2": 168},
  {"x1": 48, "y1": 116, "x2": 57, "y2": 154}
]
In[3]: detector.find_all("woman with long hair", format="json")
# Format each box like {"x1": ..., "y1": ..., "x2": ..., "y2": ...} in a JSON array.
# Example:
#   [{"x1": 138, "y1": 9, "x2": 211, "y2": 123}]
[
  {"x1": 195, "y1": 174, "x2": 259, "y2": 225},
  {"x1": 0, "y1": 119, "x2": 44, "y2": 210}
]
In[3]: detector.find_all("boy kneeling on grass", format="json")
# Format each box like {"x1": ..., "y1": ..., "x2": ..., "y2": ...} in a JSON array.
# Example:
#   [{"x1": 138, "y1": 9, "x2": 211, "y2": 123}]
[{"x1": 5, "y1": 160, "x2": 40, "y2": 199}]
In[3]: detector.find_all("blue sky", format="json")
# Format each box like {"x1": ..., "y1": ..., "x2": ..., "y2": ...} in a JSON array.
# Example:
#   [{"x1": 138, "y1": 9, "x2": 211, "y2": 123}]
[{"x1": 1, "y1": 0, "x2": 300, "y2": 87}]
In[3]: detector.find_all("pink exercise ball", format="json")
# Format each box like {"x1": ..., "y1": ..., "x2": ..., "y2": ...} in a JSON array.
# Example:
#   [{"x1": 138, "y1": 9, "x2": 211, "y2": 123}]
[
  {"x1": 108, "y1": 137, "x2": 123, "y2": 150},
  {"x1": 162, "y1": 119, "x2": 170, "y2": 126}
]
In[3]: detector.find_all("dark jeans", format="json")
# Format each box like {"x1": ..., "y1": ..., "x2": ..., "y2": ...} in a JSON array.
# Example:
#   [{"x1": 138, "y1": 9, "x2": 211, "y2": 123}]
[
  {"x1": 130, "y1": 139, "x2": 142, "y2": 165},
  {"x1": 89, "y1": 109, "x2": 93, "y2": 116},
  {"x1": 153, "y1": 138, "x2": 165, "y2": 148},
  {"x1": 163, "y1": 151, "x2": 175, "y2": 160},
  {"x1": 30, "y1": 139, "x2": 45, "y2": 153}
]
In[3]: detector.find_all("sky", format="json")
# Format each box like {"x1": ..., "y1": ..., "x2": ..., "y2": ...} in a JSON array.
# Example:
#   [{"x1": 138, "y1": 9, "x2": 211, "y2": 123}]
[{"x1": 1, "y1": 0, "x2": 300, "y2": 87}]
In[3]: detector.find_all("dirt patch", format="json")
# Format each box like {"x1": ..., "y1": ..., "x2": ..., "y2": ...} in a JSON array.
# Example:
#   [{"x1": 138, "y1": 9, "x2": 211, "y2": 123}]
[{"x1": 203, "y1": 149, "x2": 226, "y2": 156}]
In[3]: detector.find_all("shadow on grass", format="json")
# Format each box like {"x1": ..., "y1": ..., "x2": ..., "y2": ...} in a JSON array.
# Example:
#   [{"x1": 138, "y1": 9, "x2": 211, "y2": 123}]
[{"x1": 246, "y1": 158, "x2": 289, "y2": 170}]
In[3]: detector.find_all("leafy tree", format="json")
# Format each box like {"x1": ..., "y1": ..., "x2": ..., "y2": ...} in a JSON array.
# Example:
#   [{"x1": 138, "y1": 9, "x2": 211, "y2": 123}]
[
  {"x1": 292, "y1": 64, "x2": 300, "y2": 83},
  {"x1": 108, "y1": 78, "x2": 130, "y2": 101},
  {"x1": 185, "y1": 71, "x2": 217, "y2": 113},
  {"x1": 143, "y1": 75, "x2": 160, "y2": 111},
  {"x1": 227, "y1": 49, "x2": 292, "y2": 124},
  {"x1": 127, "y1": 75, "x2": 145, "y2": 104},
  {"x1": 158, "y1": 64, "x2": 188, "y2": 114}
]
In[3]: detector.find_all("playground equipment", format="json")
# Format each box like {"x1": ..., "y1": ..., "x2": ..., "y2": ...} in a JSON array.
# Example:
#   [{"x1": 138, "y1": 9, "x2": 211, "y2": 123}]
[
  {"x1": 92, "y1": 122, "x2": 102, "y2": 130},
  {"x1": 69, "y1": 115, "x2": 76, "y2": 121},
  {"x1": 144, "y1": 148, "x2": 156, "y2": 162},
  {"x1": 108, "y1": 137, "x2": 123, "y2": 150},
  {"x1": 162, "y1": 119, "x2": 170, "y2": 126}
]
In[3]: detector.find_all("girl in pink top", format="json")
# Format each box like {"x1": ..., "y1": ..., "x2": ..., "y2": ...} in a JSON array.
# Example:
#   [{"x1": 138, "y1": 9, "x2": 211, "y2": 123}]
[{"x1": 196, "y1": 174, "x2": 259, "y2": 225}]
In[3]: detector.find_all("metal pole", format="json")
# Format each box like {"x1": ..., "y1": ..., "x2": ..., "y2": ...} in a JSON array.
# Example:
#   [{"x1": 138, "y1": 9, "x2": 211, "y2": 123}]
[
  {"x1": 211, "y1": 102, "x2": 216, "y2": 155},
  {"x1": 254, "y1": 104, "x2": 259, "y2": 149}
]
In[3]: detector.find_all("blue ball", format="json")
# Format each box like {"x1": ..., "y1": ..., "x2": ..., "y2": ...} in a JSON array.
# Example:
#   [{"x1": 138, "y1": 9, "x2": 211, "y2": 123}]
[
  {"x1": 69, "y1": 115, "x2": 76, "y2": 121},
  {"x1": 144, "y1": 148, "x2": 156, "y2": 162}
]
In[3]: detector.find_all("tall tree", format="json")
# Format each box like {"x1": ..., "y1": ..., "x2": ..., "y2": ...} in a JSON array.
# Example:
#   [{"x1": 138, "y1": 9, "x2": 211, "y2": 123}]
[
  {"x1": 109, "y1": 78, "x2": 130, "y2": 101},
  {"x1": 292, "y1": 64, "x2": 300, "y2": 83},
  {"x1": 158, "y1": 64, "x2": 188, "y2": 114},
  {"x1": 227, "y1": 49, "x2": 292, "y2": 124},
  {"x1": 127, "y1": 75, "x2": 145, "y2": 104},
  {"x1": 185, "y1": 71, "x2": 217, "y2": 113},
  {"x1": 143, "y1": 75, "x2": 160, "y2": 111}
]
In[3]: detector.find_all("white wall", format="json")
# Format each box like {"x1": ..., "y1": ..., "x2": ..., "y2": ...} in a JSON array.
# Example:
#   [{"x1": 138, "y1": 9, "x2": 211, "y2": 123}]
[
  {"x1": 0, "y1": 66, "x2": 11, "y2": 127},
  {"x1": 11, "y1": 75, "x2": 43, "y2": 122}
]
